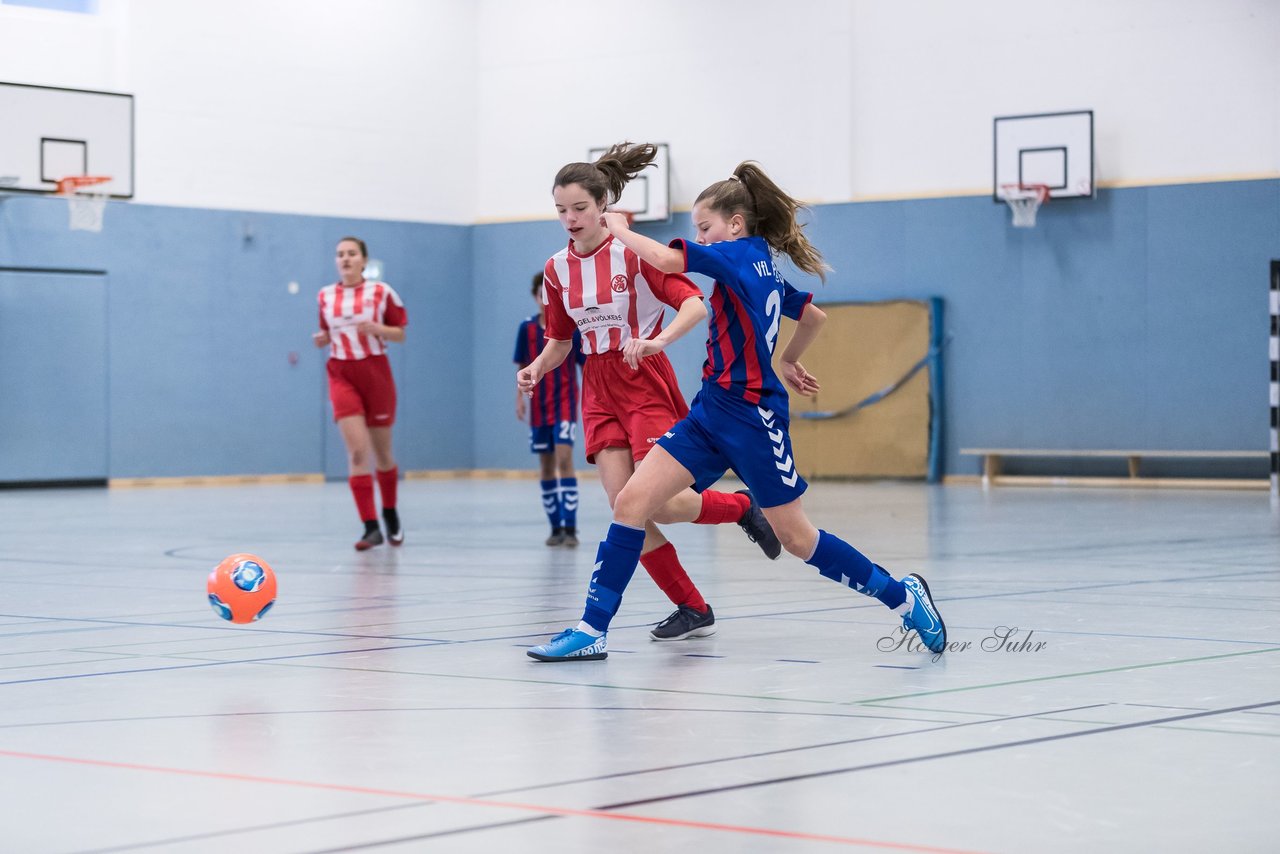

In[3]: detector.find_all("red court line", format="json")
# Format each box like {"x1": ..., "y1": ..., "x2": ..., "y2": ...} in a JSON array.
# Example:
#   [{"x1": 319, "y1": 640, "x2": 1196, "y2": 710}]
[{"x1": 0, "y1": 748, "x2": 988, "y2": 854}]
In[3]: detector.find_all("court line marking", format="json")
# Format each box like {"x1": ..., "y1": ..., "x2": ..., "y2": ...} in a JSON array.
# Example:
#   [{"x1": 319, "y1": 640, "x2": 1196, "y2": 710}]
[
  {"x1": 1023, "y1": 716, "x2": 1280, "y2": 739},
  {"x1": 0, "y1": 642, "x2": 447, "y2": 686},
  {"x1": 79, "y1": 802, "x2": 429, "y2": 854},
  {"x1": 300, "y1": 814, "x2": 559, "y2": 853},
  {"x1": 469, "y1": 703, "x2": 1107, "y2": 799},
  {"x1": 850, "y1": 646, "x2": 1280, "y2": 705},
  {"x1": 0, "y1": 748, "x2": 991, "y2": 854},
  {"x1": 597, "y1": 698, "x2": 1280, "y2": 810},
  {"x1": 0, "y1": 704, "x2": 957, "y2": 732},
  {"x1": 242, "y1": 644, "x2": 1280, "y2": 713}
]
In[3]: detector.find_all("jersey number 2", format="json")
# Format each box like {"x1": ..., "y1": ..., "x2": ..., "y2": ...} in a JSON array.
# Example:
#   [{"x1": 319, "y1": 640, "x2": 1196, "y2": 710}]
[{"x1": 764, "y1": 290, "x2": 782, "y2": 354}]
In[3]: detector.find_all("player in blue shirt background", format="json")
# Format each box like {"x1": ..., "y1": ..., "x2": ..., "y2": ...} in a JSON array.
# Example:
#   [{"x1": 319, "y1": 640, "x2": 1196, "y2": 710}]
[
  {"x1": 514, "y1": 272, "x2": 586, "y2": 546},
  {"x1": 528, "y1": 160, "x2": 947, "y2": 661}
]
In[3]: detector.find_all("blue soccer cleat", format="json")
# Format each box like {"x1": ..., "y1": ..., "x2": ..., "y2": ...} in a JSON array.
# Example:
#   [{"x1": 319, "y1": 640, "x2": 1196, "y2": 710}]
[
  {"x1": 527, "y1": 628, "x2": 608, "y2": 661},
  {"x1": 901, "y1": 574, "x2": 947, "y2": 654}
]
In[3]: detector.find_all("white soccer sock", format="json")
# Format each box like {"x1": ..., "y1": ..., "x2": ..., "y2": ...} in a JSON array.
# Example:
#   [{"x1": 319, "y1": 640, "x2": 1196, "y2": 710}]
[
  {"x1": 894, "y1": 588, "x2": 915, "y2": 616},
  {"x1": 575, "y1": 621, "x2": 603, "y2": 637}
]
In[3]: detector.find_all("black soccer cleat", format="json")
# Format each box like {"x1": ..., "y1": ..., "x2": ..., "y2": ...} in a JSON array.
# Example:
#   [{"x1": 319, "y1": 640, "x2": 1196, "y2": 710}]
[
  {"x1": 383, "y1": 508, "x2": 403, "y2": 546},
  {"x1": 650, "y1": 604, "x2": 717, "y2": 641},
  {"x1": 355, "y1": 527, "x2": 384, "y2": 551},
  {"x1": 735, "y1": 489, "x2": 782, "y2": 560}
]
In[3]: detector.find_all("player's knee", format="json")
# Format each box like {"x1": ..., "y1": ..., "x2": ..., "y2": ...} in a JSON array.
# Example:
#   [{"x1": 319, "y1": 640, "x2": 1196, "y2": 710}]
[{"x1": 613, "y1": 484, "x2": 648, "y2": 527}]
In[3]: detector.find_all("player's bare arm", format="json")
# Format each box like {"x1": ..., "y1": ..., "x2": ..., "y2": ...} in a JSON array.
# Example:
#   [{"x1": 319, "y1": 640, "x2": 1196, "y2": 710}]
[
  {"x1": 601, "y1": 211, "x2": 684, "y2": 273},
  {"x1": 778, "y1": 303, "x2": 826, "y2": 396},
  {"x1": 621, "y1": 295, "x2": 706, "y2": 370},
  {"x1": 312, "y1": 329, "x2": 331, "y2": 348},
  {"x1": 518, "y1": 337, "x2": 572, "y2": 395}
]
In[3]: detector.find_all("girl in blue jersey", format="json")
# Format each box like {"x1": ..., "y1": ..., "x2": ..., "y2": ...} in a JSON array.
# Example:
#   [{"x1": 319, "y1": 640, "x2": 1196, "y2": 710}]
[
  {"x1": 528, "y1": 161, "x2": 946, "y2": 661},
  {"x1": 514, "y1": 271, "x2": 586, "y2": 547}
]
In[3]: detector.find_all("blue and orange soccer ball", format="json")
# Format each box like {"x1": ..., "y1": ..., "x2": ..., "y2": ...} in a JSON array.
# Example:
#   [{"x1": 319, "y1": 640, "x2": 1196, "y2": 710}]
[{"x1": 207, "y1": 553, "x2": 278, "y2": 624}]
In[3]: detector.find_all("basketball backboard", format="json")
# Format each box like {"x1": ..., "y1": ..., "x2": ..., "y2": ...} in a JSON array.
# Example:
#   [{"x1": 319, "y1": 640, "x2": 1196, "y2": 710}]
[
  {"x1": 0, "y1": 81, "x2": 134, "y2": 198},
  {"x1": 587, "y1": 142, "x2": 670, "y2": 223},
  {"x1": 993, "y1": 110, "x2": 1093, "y2": 201}
]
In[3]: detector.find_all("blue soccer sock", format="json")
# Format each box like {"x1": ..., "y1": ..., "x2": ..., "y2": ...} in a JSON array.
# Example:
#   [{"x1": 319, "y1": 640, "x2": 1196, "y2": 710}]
[
  {"x1": 558, "y1": 477, "x2": 579, "y2": 531},
  {"x1": 580, "y1": 522, "x2": 645, "y2": 633},
  {"x1": 539, "y1": 478, "x2": 561, "y2": 532},
  {"x1": 804, "y1": 529, "x2": 907, "y2": 610}
]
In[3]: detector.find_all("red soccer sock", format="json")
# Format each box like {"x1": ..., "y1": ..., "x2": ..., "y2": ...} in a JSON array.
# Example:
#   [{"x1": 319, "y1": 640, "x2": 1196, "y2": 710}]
[
  {"x1": 376, "y1": 466, "x2": 399, "y2": 510},
  {"x1": 640, "y1": 542, "x2": 707, "y2": 612},
  {"x1": 694, "y1": 490, "x2": 750, "y2": 525},
  {"x1": 348, "y1": 474, "x2": 377, "y2": 522}
]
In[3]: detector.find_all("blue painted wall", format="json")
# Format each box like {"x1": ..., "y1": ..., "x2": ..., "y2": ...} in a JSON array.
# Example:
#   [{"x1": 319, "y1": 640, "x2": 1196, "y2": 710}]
[
  {"x1": 474, "y1": 180, "x2": 1280, "y2": 476},
  {"x1": 0, "y1": 195, "x2": 472, "y2": 479},
  {"x1": 2, "y1": 179, "x2": 1274, "y2": 481}
]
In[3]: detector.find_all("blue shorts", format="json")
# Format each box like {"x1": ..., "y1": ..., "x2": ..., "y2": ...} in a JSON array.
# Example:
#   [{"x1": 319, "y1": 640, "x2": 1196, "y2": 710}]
[
  {"x1": 530, "y1": 421, "x2": 576, "y2": 454},
  {"x1": 656, "y1": 384, "x2": 808, "y2": 508}
]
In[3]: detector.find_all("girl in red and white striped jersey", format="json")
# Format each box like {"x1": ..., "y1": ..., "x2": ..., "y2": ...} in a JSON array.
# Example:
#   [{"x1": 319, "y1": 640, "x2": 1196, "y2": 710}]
[
  {"x1": 517, "y1": 143, "x2": 781, "y2": 643},
  {"x1": 313, "y1": 236, "x2": 407, "y2": 551}
]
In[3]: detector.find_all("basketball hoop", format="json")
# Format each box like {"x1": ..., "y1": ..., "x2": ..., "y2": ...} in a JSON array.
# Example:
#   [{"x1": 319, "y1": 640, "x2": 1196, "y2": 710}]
[
  {"x1": 57, "y1": 176, "x2": 112, "y2": 233},
  {"x1": 0, "y1": 176, "x2": 16, "y2": 209},
  {"x1": 999, "y1": 183, "x2": 1050, "y2": 228}
]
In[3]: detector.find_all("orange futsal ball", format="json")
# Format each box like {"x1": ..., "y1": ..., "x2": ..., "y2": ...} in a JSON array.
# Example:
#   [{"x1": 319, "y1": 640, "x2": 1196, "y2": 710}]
[{"x1": 207, "y1": 553, "x2": 278, "y2": 624}]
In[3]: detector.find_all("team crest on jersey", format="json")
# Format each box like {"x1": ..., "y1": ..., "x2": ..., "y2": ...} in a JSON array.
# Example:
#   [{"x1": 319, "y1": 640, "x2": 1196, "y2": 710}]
[{"x1": 611, "y1": 274, "x2": 628, "y2": 293}]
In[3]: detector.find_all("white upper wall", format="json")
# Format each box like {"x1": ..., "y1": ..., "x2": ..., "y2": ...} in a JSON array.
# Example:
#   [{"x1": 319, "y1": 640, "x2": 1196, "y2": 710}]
[
  {"x1": 848, "y1": 0, "x2": 1280, "y2": 200},
  {"x1": 0, "y1": 0, "x2": 479, "y2": 223},
  {"x1": 0, "y1": 0, "x2": 1274, "y2": 221},
  {"x1": 474, "y1": 0, "x2": 855, "y2": 221}
]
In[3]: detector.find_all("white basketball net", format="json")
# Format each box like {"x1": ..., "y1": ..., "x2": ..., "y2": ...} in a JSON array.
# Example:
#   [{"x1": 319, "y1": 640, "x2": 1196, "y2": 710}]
[
  {"x1": 60, "y1": 179, "x2": 111, "y2": 232},
  {"x1": 68, "y1": 189, "x2": 108, "y2": 232},
  {"x1": 1000, "y1": 184, "x2": 1048, "y2": 228}
]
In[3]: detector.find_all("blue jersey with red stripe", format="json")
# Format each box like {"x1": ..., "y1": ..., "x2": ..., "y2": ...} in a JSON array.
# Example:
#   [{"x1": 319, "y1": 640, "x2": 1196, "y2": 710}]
[
  {"x1": 671, "y1": 236, "x2": 813, "y2": 419},
  {"x1": 514, "y1": 316, "x2": 584, "y2": 427}
]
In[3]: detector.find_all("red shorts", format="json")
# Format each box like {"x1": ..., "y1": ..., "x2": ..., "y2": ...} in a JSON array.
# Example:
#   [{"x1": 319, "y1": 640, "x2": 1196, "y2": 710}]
[
  {"x1": 327, "y1": 355, "x2": 397, "y2": 426},
  {"x1": 581, "y1": 350, "x2": 689, "y2": 464}
]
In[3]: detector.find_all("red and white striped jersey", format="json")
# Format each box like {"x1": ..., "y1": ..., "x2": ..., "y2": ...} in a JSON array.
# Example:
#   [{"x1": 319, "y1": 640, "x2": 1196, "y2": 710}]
[
  {"x1": 317, "y1": 280, "x2": 407, "y2": 360},
  {"x1": 543, "y1": 236, "x2": 702, "y2": 355}
]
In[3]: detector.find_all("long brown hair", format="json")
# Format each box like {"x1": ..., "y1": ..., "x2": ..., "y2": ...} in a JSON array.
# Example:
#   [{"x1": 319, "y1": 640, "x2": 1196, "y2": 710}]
[
  {"x1": 553, "y1": 142, "x2": 658, "y2": 206},
  {"x1": 694, "y1": 162, "x2": 831, "y2": 282}
]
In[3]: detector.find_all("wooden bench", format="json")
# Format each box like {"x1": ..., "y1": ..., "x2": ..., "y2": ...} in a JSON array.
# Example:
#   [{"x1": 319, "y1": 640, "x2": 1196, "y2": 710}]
[{"x1": 959, "y1": 448, "x2": 1270, "y2": 489}]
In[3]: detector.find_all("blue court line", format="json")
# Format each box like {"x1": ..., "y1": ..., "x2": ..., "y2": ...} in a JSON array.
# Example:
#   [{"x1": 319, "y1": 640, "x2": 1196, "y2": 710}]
[
  {"x1": 78, "y1": 802, "x2": 430, "y2": 854},
  {"x1": 298, "y1": 815, "x2": 559, "y2": 853},
  {"x1": 0, "y1": 641, "x2": 450, "y2": 686},
  {"x1": 0, "y1": 612, "x2": 459, "y2": 644},
  {"x1": 920, "y1": 533, "x2": 1280, "y2": 561},
  {"x1": 474, "y1": 702, "x2": 1110, "y2": 799},
  {"x1": 594, "y1": 698, "x2": 1280, "y2": 810},
  {"x1": 874, "y1": 665, "x2": 921, "y2": 670},
  {"x1": 0, "y1": 704, "x2": 964, "y2": 732}
]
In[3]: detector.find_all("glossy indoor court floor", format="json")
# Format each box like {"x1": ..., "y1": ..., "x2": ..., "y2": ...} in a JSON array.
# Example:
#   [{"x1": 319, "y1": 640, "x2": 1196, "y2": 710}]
[{"x1": 1, "y1": 478, "x2": 1276, "y2": 853}]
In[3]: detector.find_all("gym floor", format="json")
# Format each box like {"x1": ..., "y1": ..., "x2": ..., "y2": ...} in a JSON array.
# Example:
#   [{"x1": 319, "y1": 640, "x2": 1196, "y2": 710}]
[{"x1": 1, "y1": 479, "x2": 1276, "y2": 853}]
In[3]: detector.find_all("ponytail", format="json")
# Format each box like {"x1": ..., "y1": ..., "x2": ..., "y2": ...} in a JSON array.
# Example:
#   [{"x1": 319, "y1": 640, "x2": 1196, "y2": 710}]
[
  {"x1": 694, "y1": 161, "x2": 832, "y2": 282},
  {"x1": 553, "y1": 141, "x2": 659, "y2": 206}
]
